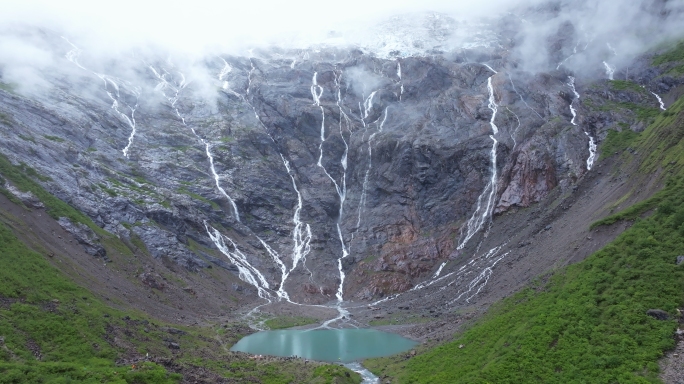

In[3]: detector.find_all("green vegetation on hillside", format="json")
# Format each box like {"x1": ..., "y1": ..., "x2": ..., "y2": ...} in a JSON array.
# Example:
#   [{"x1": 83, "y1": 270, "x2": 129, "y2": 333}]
[
  {"x1": 653, "y1": 41, "x2": 684, "y2": 66},
  {"x1": 600, "y1": 128, "x2": 639, "y2": 160},
  {"x1": 0, "y1": 153, "x2": 105, "y2": 236},
  {"x1": 610, "y1": 80, "x2": 647, "y2": 93},
  {"x1": 366, "y1": 97, "x2": 684, "y2": 383},
  {"x1": 177, "y1": 186, "x2": 220, "y2": 210},
  {"x1": 586, "y1": 100, "x2": 661, "y2": 122},
  {"x1": 0, "y1": 220, "x2": 182, "y2": 383},
  {"x1": 0, "y1": 214, "x2": 360, "y2": 383},
  {"x1": 264, "y1": 316, "x2": 318, "y2": 330},
  {"x1": 42, "y1": 135, "x2": 65, "y2": 143},
  {"x1": 0, "y1": 153, "x2": 361, "y2": 383},
  {"x1": 653, "y1": 40, "x2": 684, "y2": 75}
]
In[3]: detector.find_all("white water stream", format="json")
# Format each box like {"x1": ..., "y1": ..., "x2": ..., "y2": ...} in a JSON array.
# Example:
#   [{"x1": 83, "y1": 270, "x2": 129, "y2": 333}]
[
  {"x1": 455, "y1": 64, "x2": 500, "y2": 253},
  {"x1": 147, "y1": 64, "x2": 241, "y2": 221},
  {"x1": 556, "y1": 42, "x2": 579, "y2": 70},
  {"x1": 205, "y1": 222, "x2": 273, "y2": 300},
  {"x1": 360, "y1": 91, "x2": 378, "y2": 127},
  {"x1": 603, "y1": 61, "x2": 615, "y2": 80},
  {"x1": 652, "y1": 92, "x2": 667, "y2": 111},
  {"x1": 310, "y1": 71, "x2": 354, "y2": 306},
  {"x1": 567, "y1": 76, "x2": 596, "y2": 170},
  {"x1": 357, "y1": 108, "x2": 388, "y2": 230},
  {"x1": 397, "y1": 61, "x2": 404, "y2": 100},
  {"x1": 508, "y1": 73, "x2": 544, "y2": 121},
  {"x1": 62, "y1": 37, "x2": 140, "y2": 158},
  {"x1": 280, "y1": 155, "x2": 314, "y2": 289}
]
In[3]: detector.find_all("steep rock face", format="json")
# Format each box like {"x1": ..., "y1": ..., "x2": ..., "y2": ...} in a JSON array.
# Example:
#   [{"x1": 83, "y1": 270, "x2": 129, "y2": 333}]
[
  {"x1": 0, "y1": 10, "x2": 681, "y2": 305},
  {"x1": 0, "y1": 48, "x2": 609, "y2": 303},
  {"x1": 497, "y1": 140, "x2": 557, "y2": 213}
]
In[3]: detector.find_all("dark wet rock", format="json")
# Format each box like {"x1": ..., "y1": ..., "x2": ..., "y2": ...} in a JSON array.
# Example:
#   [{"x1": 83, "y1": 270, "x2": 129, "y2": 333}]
[
  {"x1": 57, "y1": 217, "x2": 106, "y2": 258},
  {"x1": 164, "y1": 327, "x2": 187, "y2": 335},
  {"x1": 647, "y1": 309, "x2": 670, "y2": 321}
]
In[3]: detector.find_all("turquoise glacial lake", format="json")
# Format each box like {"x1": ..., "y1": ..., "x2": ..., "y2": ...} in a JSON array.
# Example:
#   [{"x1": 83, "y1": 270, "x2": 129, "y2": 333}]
[{"x1": 230, "y1": 328, "x2": 418, "y2": 363}]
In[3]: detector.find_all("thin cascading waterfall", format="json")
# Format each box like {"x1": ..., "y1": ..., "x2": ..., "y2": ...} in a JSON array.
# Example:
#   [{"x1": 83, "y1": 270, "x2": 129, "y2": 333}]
[
  {"x1": 205, "y1": 141, "x2": 241, "y2": 221},
  {"x1": 556, "y1": 41, "x2": 579, "y2": 70},
  {"x1": 448, "y1": 247, "x2": 509, "y2": 305},
  {"x1": 247, "y1": 58, "x2": 257, "y2": 95},
  {"x1": 103, "y1": 75, "x2": 140, "y2": 158},
  {"x1": 335, "y1": 71, "x2": 365, "y2": 256},
  {"x1": 206, "y1": 221, "x2": 276, "y2": 331},
  {"x1": 505, "y1": 106, "x2": 522, "y2": 150},
  {"x1": 333, "y1": 206, "x2": 349, "y2": 303},
  {"x1": 313, "y1": 72, "x2": 329, "y2": 171},
  {"x1": 241, "y1": 65, "x2": 323, "y2": 302},
  {"x1": 507, "y1": 73, "x2": 544, "y2": 121},
  {"x1": 454, "y1": 64, "x2": 500, "y2": 254},
  {"x1": 62, "y1": 37, "x2": 87, "y2": 71},
  {"x1": 62, "y1": 37, "x2": 139, "y2": 158},
  {"x1": 567, "y1": 76, "x2": 596, "y2": 170},
  {"x1": 586, "y1": 135, "x2": 597, "y2": 170},
  {"x1": 432, "y1": 262, "x2": 447, "y2": 278},
  {"x1": 358, "y1": 102, "x2": 364, "y2": 126},
  {"x1": 257, "y1": 237, "x2": 295, "y2": 302},
  {"x1": 335, "y1": 72, "x2": 352, "y2": 177},
  {"x1": 119, "y1": 89, "x2": 141, "y2": 158},
  {"x1": 651, "y1": 91, "x2": 667, "y2": 111},
  {"x1": 359, "y1": 91, "x2": 378, "y2": 127},
  {"x1": 363, "y1": 91, "x2": 377, "y2": 120},
  {"x1": 603, "y1": 61, "x2": 615, "y2": 80},
  {"x1": 218, "y1": 56, "x2": 231, "y2": 88},
  {"x1": 368, "y1": 243, "x2": 508, "y2": 308},
  {"x1": 397, "y1": 60, "x2": 404, "y2": 100},
  {"x1": 411, "y1": 269, "x2": 456, "y2": 292},
  {"x1": 357, "y1": 108, "x2": 388, "y2": 230},
  {"x1": 78, "y1": 55, "x2": 338, "y2": 326},
  {"x1": 568, "y1": 76, "x2": 580, "y2": 126},
  {"x1": 217, "y1": 56, "x2": 241, "y2": 97},
  {"x1": 311, "y1": 71, "x2": 324, "y2": 106},
  {"x1": 279, "y1": 155, "x2": 313, "y2": 285},
  {"x1": 415, "y1": 248, "x2": 491, "y2": 293},
  {"x1": 205, "y1": 222, "x2": 273, "y2": 301},
  {"x1": 310, "y1": 71, "x2": 351, "y2": 304},
  {"x1": 148, "y1": 64, "x2": 241, "y2": 221},
  {"x1": 604, "y1": 43, "x2": 617, "y2": 80},
  {"x1": 412, "y1": 244, "x2": 507, "y2": 304}
]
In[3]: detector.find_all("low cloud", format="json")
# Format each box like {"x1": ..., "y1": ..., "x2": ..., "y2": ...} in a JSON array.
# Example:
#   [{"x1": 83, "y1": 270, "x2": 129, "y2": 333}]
[{"x1": 0, "y1": 0, "x2": 682, "y2": 97}]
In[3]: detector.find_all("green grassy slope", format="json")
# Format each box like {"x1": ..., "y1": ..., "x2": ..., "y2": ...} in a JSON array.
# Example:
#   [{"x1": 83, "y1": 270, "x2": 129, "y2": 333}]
[
  {"x1": 0, "y1": 157, "x2": 360, "y2": 383},
  {"x1": 365, "y1": 99, "x2": 684, "y2": 383},
  {"x1": 0, "y1": 220, "x2": 181, "y2": 383}
]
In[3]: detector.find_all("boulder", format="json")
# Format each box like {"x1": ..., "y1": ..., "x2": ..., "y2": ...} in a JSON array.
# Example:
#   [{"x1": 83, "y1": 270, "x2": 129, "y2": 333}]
[{"x1": 646, "y1": 309, "x2": 670, "y2": 321}]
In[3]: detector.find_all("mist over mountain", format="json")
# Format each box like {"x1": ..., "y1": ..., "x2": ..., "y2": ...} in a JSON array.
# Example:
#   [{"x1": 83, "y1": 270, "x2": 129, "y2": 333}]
[{"x1": 2, "y1": 0, "x2": 683, "y2": 96}]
